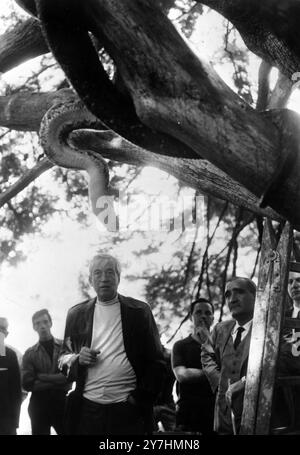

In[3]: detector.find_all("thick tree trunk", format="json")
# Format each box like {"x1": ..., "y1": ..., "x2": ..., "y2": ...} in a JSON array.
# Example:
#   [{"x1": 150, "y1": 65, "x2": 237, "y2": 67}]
[
  {"x1": 2, "y1": 2, "x2": 300, "y2": 226},
  {"x1": 198, "y1": 0, "x2": 300, "y2": 79},
  {"x1": 0, "y1": 89, "x2": 76, "y2": 131},
  {"x1": 0, "y1": 90, "x2": 280, "y2": 221},
  {"x1": 0, "y1": 18, "x2": 47, "y2": 73},
  {"x1": 80, "y1": 0, "x2": 300, "y2": 225}
]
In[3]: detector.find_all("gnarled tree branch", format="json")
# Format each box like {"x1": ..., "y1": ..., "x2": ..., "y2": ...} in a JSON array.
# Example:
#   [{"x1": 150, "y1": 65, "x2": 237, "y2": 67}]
[
  {"x1": 0, "y1": 18, "x2": 47, "y2": 73},
  {"x1": 0, "y1": 90, "x2": 282, "y2": 221},
  {"x1": 0, "y1": 157, "x2": 53, "y2": 208}
]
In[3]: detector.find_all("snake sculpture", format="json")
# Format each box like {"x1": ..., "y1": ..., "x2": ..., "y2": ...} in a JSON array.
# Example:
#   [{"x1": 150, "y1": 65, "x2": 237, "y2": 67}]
[
  {"x1": 40, "y1": 99, "x2": 116, "y2": 230},
  {"x1": 14, "y1": 0, "x2": 117, "y2": 228}
]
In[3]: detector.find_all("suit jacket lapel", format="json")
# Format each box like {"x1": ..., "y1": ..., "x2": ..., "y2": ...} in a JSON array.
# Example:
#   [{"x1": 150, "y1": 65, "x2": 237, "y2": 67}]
[
  {"x1": 240, "y1": 322, "x2": 252, "y2": 368},
  {"x1": 221, "y1": 320, "x2": 236, "y2": 357},
  {"x1": 86, "y1": 298, "x2": 96, "y2": 347},
  {"x1": 119, "y1": 294, "x2": 133, "y2": 348}
]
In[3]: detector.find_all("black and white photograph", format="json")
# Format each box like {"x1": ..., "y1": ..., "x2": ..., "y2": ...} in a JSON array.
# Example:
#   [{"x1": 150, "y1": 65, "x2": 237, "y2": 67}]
[{"x1": 1, "y1": 0, "x2": 300, "y2": 444}]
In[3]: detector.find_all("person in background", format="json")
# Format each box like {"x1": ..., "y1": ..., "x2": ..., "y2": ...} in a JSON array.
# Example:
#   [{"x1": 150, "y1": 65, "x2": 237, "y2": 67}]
[
  {"x1": 200, "y1": 277, "x2": 256, "y2": 435},
  {"x1": 273, "y1": 270, "x2": 300, "y2": 431},
  {"x1": 171, "y1": 298, "x2": 215, "y2": 434},
  {"x1": 22, "y1": 309, "x2": 71, "y2": 435},
  {"x1": 0, "y1": 317, "x2": 22, "y2": 435}
]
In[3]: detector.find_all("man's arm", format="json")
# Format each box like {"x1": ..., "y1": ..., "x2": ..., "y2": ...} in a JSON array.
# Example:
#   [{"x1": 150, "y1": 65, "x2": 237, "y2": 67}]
[
  {"x1": 58, "y1": 308, "x2": 81, "y2": 381},
  {"x1": 225, "y1": 377, "x2": 246, "y2": 408},
  {"x1": 8, "y1": 349, "x2": 22, "y2": 428},
  {"x1": 200, "y1": 324, "x2": 221, "y2": 393},
  {"x1": 171, "y1": 340, "x2": 208, "y2": 385},
  {"x1": 37, "y1": 372, "x2": 68, "y2": 385},
  {"x1": 129, "y1": 306, "x2": 166, "y2": 406},
  {"x1": 21, "y1": 350, "x2": 55, "y2": 392},
  {"x1": 172, "y1": 365, "x2": 206, "y2": 383}
]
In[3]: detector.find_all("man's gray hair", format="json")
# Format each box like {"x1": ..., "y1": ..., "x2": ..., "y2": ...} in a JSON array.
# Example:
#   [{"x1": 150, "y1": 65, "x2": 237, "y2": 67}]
[{"x1": 89, "y1": 253, "x2": 122, "y2": 278}]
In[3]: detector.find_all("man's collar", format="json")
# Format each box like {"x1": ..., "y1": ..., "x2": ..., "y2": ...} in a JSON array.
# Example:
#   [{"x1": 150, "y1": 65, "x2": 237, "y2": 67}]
[
  {"x1": 232, "y1": 319, "x2": 252, "y2": 334},
  {"x1": 96, "y1": 295, "x2": 119, "y2": 306},
  {"x1": 34, "y1": 336, "x2": 59, "y2": 351},
  {"x1": 292, "y1": 306, "x2": 300, "y2": 318}
]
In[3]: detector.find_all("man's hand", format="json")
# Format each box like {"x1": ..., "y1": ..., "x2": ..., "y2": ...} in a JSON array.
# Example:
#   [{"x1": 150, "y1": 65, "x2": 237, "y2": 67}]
[
  {"x1": 225, "y1": 378, "x2": 245, "y2": 407},
  {"x1": 79, "y1": 347, "x2": 100, "y2": 366},
  {"x1": 127, "y1": 394, "x2": 138, "y2": 408},
  {"x1": 195, "y1": 320, "x2": 212, "y2": 344}
]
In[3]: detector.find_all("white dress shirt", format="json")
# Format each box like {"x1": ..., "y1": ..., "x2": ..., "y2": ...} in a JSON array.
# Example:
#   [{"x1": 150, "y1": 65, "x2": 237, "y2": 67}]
[{"x1": 231, "y1": 319, "x2": 252, "y2": 344}]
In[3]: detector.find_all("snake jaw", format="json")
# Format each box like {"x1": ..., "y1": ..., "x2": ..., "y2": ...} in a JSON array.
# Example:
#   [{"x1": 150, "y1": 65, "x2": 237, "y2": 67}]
[{"x1": 39, "y1": 100, "x2": 116, "y2": 230}]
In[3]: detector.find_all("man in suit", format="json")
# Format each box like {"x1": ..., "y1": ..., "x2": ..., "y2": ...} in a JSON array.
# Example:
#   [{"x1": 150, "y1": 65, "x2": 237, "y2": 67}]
[
  {"x1": 200, "y1": 277, "x2": 256, "y2": 434},
  {"x1": 0, "y1": 317, "x2": 22, "y2": 435},
  {"x1": 58, "y1": 253, "x2": 165, "y2": 435}
]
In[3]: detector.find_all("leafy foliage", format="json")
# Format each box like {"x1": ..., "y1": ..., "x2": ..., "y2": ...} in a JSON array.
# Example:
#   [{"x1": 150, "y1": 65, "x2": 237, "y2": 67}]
[{"x1": 0, "y1": 3, "x2": 262, "y2": 332}]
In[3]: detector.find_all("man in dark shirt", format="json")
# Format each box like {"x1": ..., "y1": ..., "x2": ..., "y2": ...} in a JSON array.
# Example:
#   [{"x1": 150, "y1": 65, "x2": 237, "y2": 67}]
[
  {"x1": 22, "y1": 309, "x2": 71, "y2": 435},
  {"x1": 273, "y1": 270, "x2": 300, "y2": 430},
  {"x1": 171, "y1": 298, "x2": 215, "y2": 434},
  {"x1": 0, "y1": 317, "x2": 22, "y2": 435}
]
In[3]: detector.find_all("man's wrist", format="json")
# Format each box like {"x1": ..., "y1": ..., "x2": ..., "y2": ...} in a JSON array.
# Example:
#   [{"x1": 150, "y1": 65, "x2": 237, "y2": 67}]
[{"x1": 241, "y1": 376, "x2": 246, "y2": 383}]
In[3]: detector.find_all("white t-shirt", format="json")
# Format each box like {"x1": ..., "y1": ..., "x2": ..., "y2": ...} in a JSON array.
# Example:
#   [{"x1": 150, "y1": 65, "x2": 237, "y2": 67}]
[{"x1": 83, "y1": 297, "x2": 137, "y2": 404}]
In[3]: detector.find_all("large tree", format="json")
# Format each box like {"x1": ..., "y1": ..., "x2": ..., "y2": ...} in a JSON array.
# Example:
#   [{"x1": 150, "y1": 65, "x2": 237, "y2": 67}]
[{"x1": 1, "y1": 0, "x2": 300, "y2": 233}]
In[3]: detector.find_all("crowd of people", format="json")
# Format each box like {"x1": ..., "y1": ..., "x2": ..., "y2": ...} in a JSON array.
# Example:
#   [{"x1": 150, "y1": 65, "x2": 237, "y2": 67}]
[{"x1": 1, "y1": 252, "x2": 300, "y2": 436}]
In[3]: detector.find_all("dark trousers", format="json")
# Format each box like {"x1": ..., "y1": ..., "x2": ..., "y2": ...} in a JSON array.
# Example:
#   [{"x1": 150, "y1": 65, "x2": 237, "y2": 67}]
[
  {"x1": 176, "y1": 399, "x2": 215, "y2": 434},
  {"x1": 77, "y1": 397, "x2": 145, "y2": 435},
  {"x1": 29, "y1": 391, "x2": 66, "y2": 435},
  {"x1": 0, "y1": 422, "x2": 17, "y2": 435}
]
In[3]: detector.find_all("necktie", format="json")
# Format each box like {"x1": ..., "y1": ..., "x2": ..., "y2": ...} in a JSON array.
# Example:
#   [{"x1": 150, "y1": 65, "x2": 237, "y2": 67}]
[{"x1": 233, "y1": 326, "x2": 244, "y2": 350}]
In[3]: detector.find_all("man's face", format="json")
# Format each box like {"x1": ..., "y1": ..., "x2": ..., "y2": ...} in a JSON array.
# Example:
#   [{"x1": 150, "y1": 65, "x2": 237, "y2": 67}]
[
  {"x1": 89, "y1": 258, "x2": 120, "y2": 301},
  {"x1": 191, "y1": 301, "x2": 214, "y2": 330},
  {"x1": 288, "y1": 271, "x2": 300, "y2": 304},
  {"x1": 225, "y1": 279, "x2": 255, "y2": 322},
  {"x1": 33, "y1": 314, "x2": 52, "y2": 341},
  {"x1": 0, "y1": 318, "x2": 8, "y2": 338}
]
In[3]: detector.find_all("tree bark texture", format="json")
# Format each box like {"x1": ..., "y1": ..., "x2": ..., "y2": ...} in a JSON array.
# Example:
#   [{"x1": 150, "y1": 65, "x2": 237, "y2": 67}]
[
  {"x1": 0, "y1": 89, "x2": 281, "y2": 221},
  {"x1": 1, "y1": 1, "x2": 300, "y2": 226},
  {"x1": 0, "y1": 18, "x2": 47, "y2": 73}
]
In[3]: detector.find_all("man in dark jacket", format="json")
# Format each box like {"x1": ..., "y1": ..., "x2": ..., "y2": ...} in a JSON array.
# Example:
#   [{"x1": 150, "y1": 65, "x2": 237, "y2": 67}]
[
  {"x1": 0, "y1": 317, "x2": 22, "y2": 435},
  {"x1": 22, "y1": 309, "x2": 71, "y2": 435},
  {"x1": 59, "y1": 253, "x2": 165, "y2": 435},
  {"x1": 273, "y1": 270, "x2": 300, "y2": 430}
]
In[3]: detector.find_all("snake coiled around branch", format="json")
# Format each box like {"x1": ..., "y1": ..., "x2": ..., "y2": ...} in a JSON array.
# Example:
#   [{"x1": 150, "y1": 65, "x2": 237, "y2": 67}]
[{"x1": 39, "y1": 99, "x2": 116, "y2": 230}]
